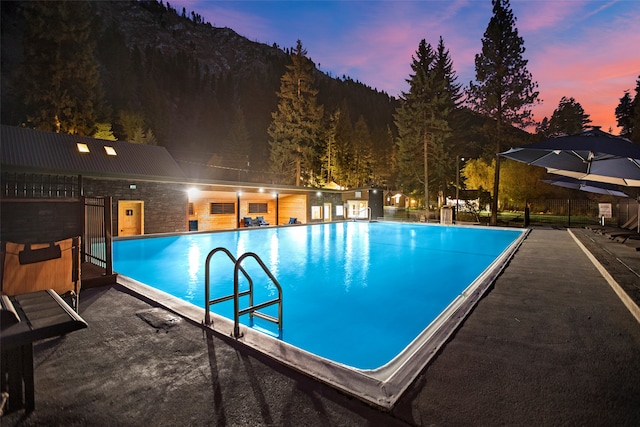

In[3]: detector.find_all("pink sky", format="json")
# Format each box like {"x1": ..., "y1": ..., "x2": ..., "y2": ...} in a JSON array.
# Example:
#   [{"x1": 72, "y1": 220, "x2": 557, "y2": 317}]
[{"x1": 172, "y1": 0, "x2": 640, "y2": 135}]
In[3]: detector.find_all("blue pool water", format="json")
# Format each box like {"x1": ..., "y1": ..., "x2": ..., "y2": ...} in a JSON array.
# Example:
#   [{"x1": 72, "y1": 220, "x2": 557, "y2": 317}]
[{"x1": 113, "y1": 222, "x2": 524, "y2": 369}]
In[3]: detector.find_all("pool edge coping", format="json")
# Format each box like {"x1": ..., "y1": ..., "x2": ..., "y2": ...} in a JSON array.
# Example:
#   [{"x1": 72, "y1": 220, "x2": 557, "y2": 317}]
[{"x1": 115, "y1": 224, "x2": 530, "y2": 410}]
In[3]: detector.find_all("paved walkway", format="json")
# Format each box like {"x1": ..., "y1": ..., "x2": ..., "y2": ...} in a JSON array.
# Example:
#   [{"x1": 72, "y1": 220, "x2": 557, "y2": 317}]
[{"x1": 3, "y1": 228, "x2": 640, "y2": 426}]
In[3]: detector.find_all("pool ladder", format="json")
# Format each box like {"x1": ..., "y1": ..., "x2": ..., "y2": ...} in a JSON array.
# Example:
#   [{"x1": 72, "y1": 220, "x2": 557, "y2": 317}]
[{"x1": 203, "y1": 247, "x2": 283, "y2": 338}]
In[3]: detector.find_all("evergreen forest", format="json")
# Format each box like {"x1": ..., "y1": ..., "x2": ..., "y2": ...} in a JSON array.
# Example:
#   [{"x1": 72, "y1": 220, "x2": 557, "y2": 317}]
[{"x1": 2, "y1": 0, "x2": 638, "y2": 210}]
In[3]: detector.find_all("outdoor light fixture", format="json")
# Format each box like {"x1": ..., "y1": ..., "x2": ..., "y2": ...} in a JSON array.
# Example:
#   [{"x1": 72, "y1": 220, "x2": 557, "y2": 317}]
[
  {"x1": 129, "y1": 184, "x2": 137, "y2": 190},
  {"x1": 187, "y1": 188, "x2": 199, "y2": 198},
  {"x1": 76, "y1": 143, "x2": 90, "y2": 153},
  {"x1": 316, "y1": 191, "x2": 322, "y2": 197},
  {"x1": 259, "y1": 188, "x2": 264, "y2": 193}
]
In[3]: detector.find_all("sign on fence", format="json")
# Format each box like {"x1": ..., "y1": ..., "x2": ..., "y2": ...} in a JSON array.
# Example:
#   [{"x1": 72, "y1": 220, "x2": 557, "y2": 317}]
[{"x1": 598, "y1": 203, "x2": 612, "y2": 219}]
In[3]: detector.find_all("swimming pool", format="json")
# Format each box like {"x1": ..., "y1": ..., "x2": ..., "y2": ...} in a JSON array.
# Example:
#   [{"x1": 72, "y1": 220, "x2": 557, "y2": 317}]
[{"x1": 114, "y1": 221, "x2": 527, "y2": 407}]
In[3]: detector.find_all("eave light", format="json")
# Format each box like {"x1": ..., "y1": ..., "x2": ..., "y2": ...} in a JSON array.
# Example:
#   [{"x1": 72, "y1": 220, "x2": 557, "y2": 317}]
[{"x1": 187, "y1": 187, "x2": 199, "y2": 198}]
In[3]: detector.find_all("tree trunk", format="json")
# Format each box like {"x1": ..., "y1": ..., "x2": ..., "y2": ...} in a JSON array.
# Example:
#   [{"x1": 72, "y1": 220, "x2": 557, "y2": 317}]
[
  {"x1": 491, "y1": 119, "x2": 502, "y2": 225},
  {"x1": 424, "y1": 133, "x2": 429, "y2": 220}
]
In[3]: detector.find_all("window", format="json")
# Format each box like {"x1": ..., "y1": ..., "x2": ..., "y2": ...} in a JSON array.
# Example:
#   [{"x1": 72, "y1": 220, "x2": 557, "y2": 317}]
[
  {"x1": 76, "y1": 143, "x2": 90, "y2": 153},
  {"x1": 336, "y1": 205, "x2": 344, "y2": 217},
  {"x1": 248, "y1": 203, "x2": 268, "y2": 214},
  {"x1": 210, "y1": 202, "x2": 235, "y2": 214},
  {"x1": 104, "y1": 146, "x2": 117, "y2": 156},
  {"x1": 188, "y1": 203, "x2": 194, "y2": 215}
]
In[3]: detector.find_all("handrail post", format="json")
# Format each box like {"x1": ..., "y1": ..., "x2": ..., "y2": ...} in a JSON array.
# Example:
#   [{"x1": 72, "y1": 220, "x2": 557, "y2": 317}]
[
  {"x1": 204, "y1": 249, "x2": 214, "y2": 325},
  {"x1": 233, "y1": 262, "x2": 241, "y2": 337}
]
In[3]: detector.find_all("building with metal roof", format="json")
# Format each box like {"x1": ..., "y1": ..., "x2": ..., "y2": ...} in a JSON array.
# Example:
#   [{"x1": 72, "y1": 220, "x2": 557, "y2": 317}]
[
  {"x1": 1, "y1": 125, "x2": 380, "y2": 239},
  {"x1": 1, "y1": 125, "x2": 185, "y2": 181}
]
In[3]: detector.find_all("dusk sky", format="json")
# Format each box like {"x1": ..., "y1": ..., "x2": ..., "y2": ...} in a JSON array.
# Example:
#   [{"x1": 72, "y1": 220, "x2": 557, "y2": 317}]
[{"x1": 170, "y1": 0, "x2": 640, "y2": 135}]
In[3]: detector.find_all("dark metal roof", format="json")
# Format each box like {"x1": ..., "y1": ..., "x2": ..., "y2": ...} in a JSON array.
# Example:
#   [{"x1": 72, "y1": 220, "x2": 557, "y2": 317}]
[{"x1": 1, "y1": 125, "x2": 185, "y2": 180}]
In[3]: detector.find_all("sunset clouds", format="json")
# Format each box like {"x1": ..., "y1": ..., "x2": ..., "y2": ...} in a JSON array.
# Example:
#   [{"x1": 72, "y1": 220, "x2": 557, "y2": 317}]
[{"x1": 172, "y1": 0, "x2": 640, "y2": 135}]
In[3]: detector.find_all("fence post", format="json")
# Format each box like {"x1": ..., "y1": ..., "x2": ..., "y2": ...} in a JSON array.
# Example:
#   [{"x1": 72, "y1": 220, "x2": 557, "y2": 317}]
[
  {"x1": 81, "y1": 196, "x2": 87, "y2": 263},
  {"x1": 104, "y1": 196, "x2": 113, "y2": 275},
  {"x1": 567, "y1": 199, "x2": 571, "y2": 227}
]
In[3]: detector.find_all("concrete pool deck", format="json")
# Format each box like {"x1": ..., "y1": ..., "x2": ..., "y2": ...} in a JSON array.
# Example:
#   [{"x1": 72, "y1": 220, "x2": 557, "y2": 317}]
[{"x1": 3, "y1": 227, "x2": 640, "y2": 426}]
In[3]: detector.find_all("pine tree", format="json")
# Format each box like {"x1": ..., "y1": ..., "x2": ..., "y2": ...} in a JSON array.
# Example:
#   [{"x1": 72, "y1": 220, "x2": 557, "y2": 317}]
[
  {"x1": 432, "y1": 37, "x2": 463, "y2": 205},
  {"x1": 93, "y1": 123, "x2": 117, "y2": 141},
  {"x1": 634, "y1": 78, "x2": 640, "y2": 143},
  {"x1": 322, "y1": 109, "x2": 340, "y2": 185},
  {"x1": 616, "y1": 76, "x2": 639, "y2": 141},
  {"x1": 227, "y1": 104, "x2": 252, "y2": 169},
  {"x1": 268, "y1": 40, "x2": 324, "y2": 186},
  {"x1": 548, "y1": 96, "x2": 591, "y2": 136},
  {"x1": 117, "y1": 111, "x2": 146, "y2": 142},
  {"x1": 394, "y1": 39, "x2": 453, "y2": 216},
  {"x1": 536, "y1": 117, "x2": 551, "y2": 138},
  {"x1": 333, "y1": 100, "x2": 354, "y2": 187},
  {"x1": 352, "y1": 115, "x2": 374, "y2": 187},
  {"x1": 616, "y1": 91, "x2": 635, "y2": 139},
  {"x1": 466, "y1": 0, "x2": 539, "y2": 225},
  {"x1": 16, "y1": 1, "x2": 105, "y2": 135}
]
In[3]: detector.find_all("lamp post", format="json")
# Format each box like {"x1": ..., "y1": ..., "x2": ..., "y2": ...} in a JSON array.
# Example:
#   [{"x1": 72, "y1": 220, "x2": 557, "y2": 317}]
[{"x1": 456, "y1": 156, "x2": 464, "y2": 213}]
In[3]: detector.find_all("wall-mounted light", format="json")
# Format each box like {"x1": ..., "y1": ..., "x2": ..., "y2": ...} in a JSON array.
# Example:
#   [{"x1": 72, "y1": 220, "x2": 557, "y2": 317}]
[
  {"x1": 187, "y1": 187, "x2": 199, "y2": 198},
  {"x1": 316, "y1": 191, "x2": 322, "y2": 197},
  {"x1": 129, "y1": 184, "x2": 137, "y2": 190}
]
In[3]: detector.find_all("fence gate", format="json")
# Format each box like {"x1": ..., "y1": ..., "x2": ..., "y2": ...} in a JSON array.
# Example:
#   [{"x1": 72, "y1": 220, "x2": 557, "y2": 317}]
[{"x1": 83, "y1": 196, "x2": 113, "y2": 275}]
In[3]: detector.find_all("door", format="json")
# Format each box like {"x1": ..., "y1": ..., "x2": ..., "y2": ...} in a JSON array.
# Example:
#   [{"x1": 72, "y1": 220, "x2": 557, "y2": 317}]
[
  {"x1": 118, "y1": 201, "x2": 144, "y2": 236},
  {"x1": 323, "y1": 203, "x2": 332, "y2": 222}
]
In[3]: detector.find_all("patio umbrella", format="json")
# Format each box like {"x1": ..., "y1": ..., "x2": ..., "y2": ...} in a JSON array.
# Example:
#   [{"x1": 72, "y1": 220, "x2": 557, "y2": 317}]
[
  {"x1": 541, "y1": 176, "x2": 629, "y2": 197},
  {"x1": 500, "y1": 128, "x2": 640, "y2": 187}
]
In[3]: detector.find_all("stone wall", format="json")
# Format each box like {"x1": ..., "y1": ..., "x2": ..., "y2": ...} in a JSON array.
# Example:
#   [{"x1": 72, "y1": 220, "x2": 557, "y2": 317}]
[
  {"x1": 83, "y1": 178, "x2": 188, "y2": 236},
  {"x1": 1, "y1": 200, "x2": 83, "y2": 243}
]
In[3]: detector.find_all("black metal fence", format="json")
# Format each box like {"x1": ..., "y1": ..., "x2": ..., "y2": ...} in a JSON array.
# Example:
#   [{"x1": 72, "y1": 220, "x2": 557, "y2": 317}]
[
  {"x1": 83, "y1": 196, "x2": 113, "y2": 275},
  {"x1": 2, "y1": 172, "x2": 81, "y2": 199},
  {"x1": 520, "y1": 199, "x2": 619, "y2": 228},
  {"x1": 384, "y1": 198, "x2": 639, "y2": 229}
]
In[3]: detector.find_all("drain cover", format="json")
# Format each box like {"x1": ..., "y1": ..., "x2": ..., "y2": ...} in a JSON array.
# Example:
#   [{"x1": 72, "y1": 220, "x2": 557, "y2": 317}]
[{"x1": 136, "y1": 308, "x2": 181, "y2": 330}]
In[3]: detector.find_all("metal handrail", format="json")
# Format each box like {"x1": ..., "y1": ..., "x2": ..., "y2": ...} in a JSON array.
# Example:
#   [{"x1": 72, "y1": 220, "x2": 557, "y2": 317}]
[
  {"x1": 233, "y1": 252, "x2": 283, "y2": 338},
  {"x1": 356, "y1": 206, "x2": 372, "y2": 221},
  {"x1": 204, "y1": 247, "x2": 253, "y2": 325},
  {"x1": 203, "y1": 247, "x2": 283, "y2": 339}
]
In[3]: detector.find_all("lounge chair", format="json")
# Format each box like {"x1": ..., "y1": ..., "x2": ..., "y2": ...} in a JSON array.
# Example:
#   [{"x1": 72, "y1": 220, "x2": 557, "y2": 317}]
[
  {"x1": 288, "y1": 217, "x2": 298, "y2": 225},
  {"x1": 256, "y1": 216, "x2": 269, "y2": 226},
  {"x1": 604, "y1": 214, "x2": 639, "y2": 239},
  {"x1": 243, "y1": 217, "x2": 254, "y2": 227},
  {"x1": 1, "y1": 237, "x2": 81, "y2": 311}
]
